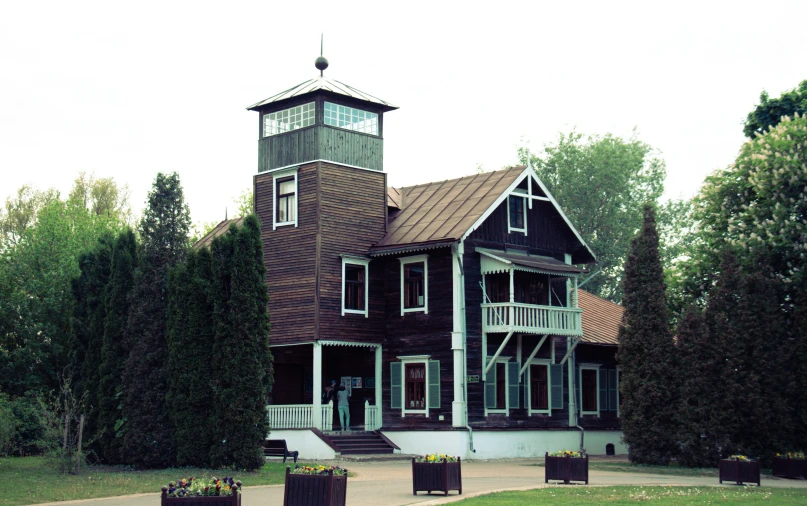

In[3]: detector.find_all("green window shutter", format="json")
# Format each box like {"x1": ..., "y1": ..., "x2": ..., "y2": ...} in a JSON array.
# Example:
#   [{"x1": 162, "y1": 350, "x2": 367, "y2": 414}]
[
  {"x1": 507, "y1": 361, "x2": 519, "y2": 409},
  {"x1": 550, "y1": 364, "x2": 563, "y2": 410},
  {"x1": 428, "y1": 360, "x2": 440, "y2": 409},
  {"x1": 599, "y1": 368, "x2": 608, "y2": 413},
  {"x1": 390, "y1": 362, "x2": 402, "y2": 409},
  {"x1": 485, "y1": 361, "x2": 497, "y2": 409},
  {"x1": 607, "y1": 368, "x2": 618, "y2": 412}
]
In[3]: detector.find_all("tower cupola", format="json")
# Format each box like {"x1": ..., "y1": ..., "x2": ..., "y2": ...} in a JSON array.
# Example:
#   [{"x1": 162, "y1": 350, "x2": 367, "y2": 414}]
[{"x1": 247, "y1": 56, "x2": 397, "y2": 173}]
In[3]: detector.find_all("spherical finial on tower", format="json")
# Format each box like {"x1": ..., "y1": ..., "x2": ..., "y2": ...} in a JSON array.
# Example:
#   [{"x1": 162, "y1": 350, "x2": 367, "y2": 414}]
[{"x1": 315, "y1": 56, "x2": 329, "y2": 74}]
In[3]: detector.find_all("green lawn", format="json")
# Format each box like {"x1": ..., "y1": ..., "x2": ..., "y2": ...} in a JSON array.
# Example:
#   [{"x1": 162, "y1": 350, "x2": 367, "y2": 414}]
[
  {"x1": 0, "y1": 456, "x2": 300, "y2": 506},
  {"x1": 452, "y1": 486, "x2": 807, "y2": 505}
]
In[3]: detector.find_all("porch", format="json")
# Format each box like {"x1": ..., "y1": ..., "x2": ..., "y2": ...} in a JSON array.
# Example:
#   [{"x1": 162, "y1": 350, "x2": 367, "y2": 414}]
[
  {"x1": 479, "y1": 248, "x2": 583, "y2": 336},
  {"x1": 267, "y1": 340, "x2": 382, "y2": 431}
]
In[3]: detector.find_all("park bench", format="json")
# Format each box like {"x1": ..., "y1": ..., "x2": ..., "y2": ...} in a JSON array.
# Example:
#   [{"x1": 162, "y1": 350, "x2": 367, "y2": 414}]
[{"x1": 263, "y1": 439, "x2": 299, "y2": 463}]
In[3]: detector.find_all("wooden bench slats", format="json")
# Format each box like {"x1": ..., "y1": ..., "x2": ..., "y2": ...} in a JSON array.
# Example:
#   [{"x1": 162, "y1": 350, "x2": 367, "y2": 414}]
[{"x1": 263, "y1": 439, "x2": 299, "y2": 463}]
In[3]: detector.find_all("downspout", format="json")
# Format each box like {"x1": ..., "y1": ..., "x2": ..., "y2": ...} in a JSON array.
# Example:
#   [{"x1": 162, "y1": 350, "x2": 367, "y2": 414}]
[
  {"x1": 457, "y1": 243, "x2": 475, "y2": 453},
  {"x1": 568, "y1": 344, "x2": 585, "y2": 453}
]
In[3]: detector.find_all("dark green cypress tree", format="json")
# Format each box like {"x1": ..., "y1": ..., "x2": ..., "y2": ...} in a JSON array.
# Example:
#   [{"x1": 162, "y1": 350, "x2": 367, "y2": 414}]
[
  {"x1": 120, "y1": 173, "x2": 190, "y2": 468},
  {"x1": 97, "y1": 228, "x2": 137, "y2": 463},
  {"x1": 209, "y1": 216, "x2": 273, "y2": 469},
  {"x1": 70, "y1": 233, "x2": 113, "y2": 455},
  {"x1": 617, "y1": 204, "x2": 678, "y2": 465},
  {"x1": 793, "y1": 293, "x2": 807, "y2": 450}
]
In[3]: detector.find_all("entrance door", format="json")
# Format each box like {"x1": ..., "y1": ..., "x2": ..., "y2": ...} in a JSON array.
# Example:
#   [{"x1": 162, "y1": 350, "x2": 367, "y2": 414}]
[{"x1": 273, "y1": 364, "x2": 304, "y2": 404}]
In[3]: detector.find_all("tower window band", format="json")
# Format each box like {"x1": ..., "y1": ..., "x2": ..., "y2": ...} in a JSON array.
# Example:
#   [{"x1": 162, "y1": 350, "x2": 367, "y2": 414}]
[
  {"x1": 264, "y1": 102, "x2": 315, "y2": 137},
  {"x1": 325, "y1": 102, "x2": 378, "y2": 135}
]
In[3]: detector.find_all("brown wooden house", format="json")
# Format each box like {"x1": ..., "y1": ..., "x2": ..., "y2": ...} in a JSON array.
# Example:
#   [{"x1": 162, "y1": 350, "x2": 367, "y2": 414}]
[{"x1": 199, "y1": 61, "x2": 626, "y2": 458}]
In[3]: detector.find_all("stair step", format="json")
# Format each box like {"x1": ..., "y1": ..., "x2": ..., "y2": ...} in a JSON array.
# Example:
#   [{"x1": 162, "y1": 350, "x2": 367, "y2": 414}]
[{"x1": 316, "y1": 430, "x2": 397, "y2": 455}]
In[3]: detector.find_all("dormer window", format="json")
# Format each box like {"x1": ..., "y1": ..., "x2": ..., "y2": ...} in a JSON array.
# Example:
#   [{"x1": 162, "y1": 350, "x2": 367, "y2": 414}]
[
  {"x1": 264, "y1": 102, "x2": 315, "y2": 137},
  {"x1": 507, "y1": 194, "x2": 527, "y2": 235},
  {"x1": 324, "y1": 102, "x2": 378, "y2": 135}
]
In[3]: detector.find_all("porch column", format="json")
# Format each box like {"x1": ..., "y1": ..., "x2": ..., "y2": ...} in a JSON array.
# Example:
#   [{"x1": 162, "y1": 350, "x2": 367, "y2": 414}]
[
  {"x1": 565, "y1": 254, "x2": 572, "y2": 307},
  {"x1": 451, "y1": 243, "x2": 466, "y2": 427},
  {"x1": 508, "y1": 266, "x2": 515, "y2": 327},
  {"x1": 375, "y1": 345, "x2": 382, "y2": 410},
  {"x1": 313, "y1": 342, "x2": 322, "y2": 430}
]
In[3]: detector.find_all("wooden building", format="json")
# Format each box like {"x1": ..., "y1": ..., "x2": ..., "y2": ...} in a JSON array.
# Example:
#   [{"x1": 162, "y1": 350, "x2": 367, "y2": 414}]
[{"x1": 199, "y1": 58, "x2": 626, "y2": 458}]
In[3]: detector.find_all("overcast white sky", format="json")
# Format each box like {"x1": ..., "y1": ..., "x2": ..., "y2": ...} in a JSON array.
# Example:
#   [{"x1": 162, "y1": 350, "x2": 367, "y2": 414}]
[{"x1": 1, "y1": 1, "x2": 805, "y2": 227}]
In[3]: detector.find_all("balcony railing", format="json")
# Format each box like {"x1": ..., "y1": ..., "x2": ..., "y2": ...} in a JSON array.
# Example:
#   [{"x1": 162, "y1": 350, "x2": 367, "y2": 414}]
[
  {"x1": 364, "y1": 400, "x2": 381, "y2": 431},
  {"x1": 266, "y1": 401, "x2": 333, "y2": 430},
  {"x1": 481, "y1": 302, "x2": 583, "y2": 336}
]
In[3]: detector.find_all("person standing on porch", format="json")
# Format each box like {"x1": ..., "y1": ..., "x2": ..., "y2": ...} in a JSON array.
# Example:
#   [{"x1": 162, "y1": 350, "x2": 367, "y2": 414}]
[
  {"x1": 323, "y1": 379, "x2": 336, "y2": 404},
  {"x1": 337, "y1": 384, "x2": 350, "y2": 431}
]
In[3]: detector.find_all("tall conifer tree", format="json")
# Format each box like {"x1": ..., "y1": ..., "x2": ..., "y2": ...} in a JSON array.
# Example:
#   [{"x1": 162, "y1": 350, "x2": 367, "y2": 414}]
[
  {"x1": 617, "y1": 205, "x2": 678, "y2": 465},
  {"x1": 120, "y1": 173, "x2": 190, "y2": 468},
  {"x1": 97, "y1": 228, "x2": 137, "y2": 463}
]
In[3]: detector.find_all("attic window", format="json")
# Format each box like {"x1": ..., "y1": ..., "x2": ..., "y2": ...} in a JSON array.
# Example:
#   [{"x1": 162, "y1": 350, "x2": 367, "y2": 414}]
[
  {"x1": 508, "y1": 195, "x2": 527, "y2": 235},
  {"x1": 264, "y1": 102, "x2": 315, "y2": 136},
  {"x1": 324, "y1": 102, "x2": 378, "y2": 135}
]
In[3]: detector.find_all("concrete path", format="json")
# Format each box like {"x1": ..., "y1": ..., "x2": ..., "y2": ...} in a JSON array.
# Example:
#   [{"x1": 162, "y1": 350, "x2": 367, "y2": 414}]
[{"x1": 33, "y1": 459, "x2": 807, "y2": 506}]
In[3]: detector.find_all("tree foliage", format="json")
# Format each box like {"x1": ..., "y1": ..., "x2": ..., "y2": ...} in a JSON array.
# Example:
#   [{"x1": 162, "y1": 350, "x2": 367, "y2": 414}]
[
  {"x1": 120, "y1": 172, "x2": 190, "y2": 468},
  {"x1": 744, "y1": 80, "x2": 807, "y2": 138},
  {"x1": 519, "y1": 131, "x2": 666, "y2": 302},
  {"x1": 617, "y1": 205, "x2": 678, "y2": 465}
]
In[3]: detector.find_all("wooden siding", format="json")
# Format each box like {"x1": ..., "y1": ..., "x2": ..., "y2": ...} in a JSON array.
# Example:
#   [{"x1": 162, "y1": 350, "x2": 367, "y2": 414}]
[
  {"x1": 255, "y1": 163, "x2": 318, "y2": 346},
  {"x1": 318, "y1": 162, "x2": 388, "y2": 343},
  {"x1": 257, "y1": 126, "x2": 383, "y2": 172},
  {"x1": 319, "y1": 126, "x2": 383, "y2": 172},
  {"x1": 380, "y1": 247, "x2": 456, "y2": 429},
  {"x1": 468, "y1": 199, "x2": 578, "y2": 256}
]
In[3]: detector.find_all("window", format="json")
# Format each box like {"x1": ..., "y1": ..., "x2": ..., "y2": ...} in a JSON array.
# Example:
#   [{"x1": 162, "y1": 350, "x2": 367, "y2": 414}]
[
  {"x1": 507, "y1": 194, "x2": 526, "y2": 234},
  {"x1": 529, "y1": 364, "x2": 549, "y2": 411},
  {"x1": 485, "y1": 358, "x2": 519, "y2": 414},
  {"x1": 399, "y1": 255, "x2": 428, "y2": 315},
  {"x1": 578, "y1": 363, "x2": 601, "y2": 416},
  {"x1": 263, "y1": 102, "x2": 315, "y2": 136},
  {"x1": 405, "y1": 364, "x2": 426, "y2": 410},
  {"x1": 341, "y1": 257, "x2": 369, "y2": 317},
  {"x1": 272, "y1": 169, "x2": 298, "y2": 229},
  {"x1": 390, "y1": 357, "x2": 440, "y2": 416},
  {"x1": 324, "y1": 102, "x2": 378, "y2": 135}
]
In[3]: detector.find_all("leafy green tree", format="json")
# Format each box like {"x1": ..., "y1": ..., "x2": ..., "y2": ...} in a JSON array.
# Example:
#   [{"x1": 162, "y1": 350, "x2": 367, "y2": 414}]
[
  {"x1": 234, "y1": 189, "x2": 254, "y2": 217},
  {"x1": 519, "y1": 131, "x2": 666, "y2": 302},
  {"x1": 0, "y1": 185, "x2": 58, "y2": 249},
  {"x1": 744, "y1": 80, "x2": 807, "y2": 138},
  {"x1": 120, "y1": 172, "x2": 190, "y2": 468},
  {"x1": 617, "y1": 205, "x2": 678, "y2": 465},
  {"x1": 97, "y1": 228, "x2": 137, "y2": 463}
]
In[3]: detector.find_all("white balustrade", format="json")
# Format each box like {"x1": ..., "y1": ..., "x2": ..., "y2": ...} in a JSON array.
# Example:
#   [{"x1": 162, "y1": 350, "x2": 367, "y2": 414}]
[
  {"x1": 266, "y1": 404, "x2": 314, "y2": 429},
  {"x1": 321, "y1": 401, "x2": 333, "y2": 431},
  {"x1": 364, "y1": 400, "x2": 380, "y2": 431},
  {"x1": 481, "y1": 302, "x2": 582, "y2": 336}
]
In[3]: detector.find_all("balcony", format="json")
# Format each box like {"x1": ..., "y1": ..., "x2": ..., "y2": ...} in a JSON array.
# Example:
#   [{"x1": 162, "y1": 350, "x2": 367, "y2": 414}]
[{"x1": 482, "y1": 302, "x2": 583, "y2": 336}]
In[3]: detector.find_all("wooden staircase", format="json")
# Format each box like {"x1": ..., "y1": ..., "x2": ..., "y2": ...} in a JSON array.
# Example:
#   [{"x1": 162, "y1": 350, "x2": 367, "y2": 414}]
[{"x1": 315, "y1": 430, "x2": 398, "y2": 455}]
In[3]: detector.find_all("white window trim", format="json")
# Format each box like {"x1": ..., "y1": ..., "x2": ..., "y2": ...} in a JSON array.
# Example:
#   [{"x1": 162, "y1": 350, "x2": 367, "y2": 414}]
[
  {"x1": 578, "y1": 363, "x2": 601, "y2": 417},
  {"x1": 527, "y1": 359, "x2": 551, "y2": 416},
  {"x1": 341, "y1": 256, "x2": 369, "y2": 318},
  {"x1": 397, "y1": 355, "x2": 431, "y2": 417},
  {"x1": 507, "y1": 193, "x2": 527, "y2": 235},
  {"x1": 399, "y1": 254, "x2": 428, "y2": 315},
  {"x1": 485, "y1": 356, "x2": 512, "y2": 416},
  {"x1": 272, "y1": 167, "x2": 298, "y2": 230}
]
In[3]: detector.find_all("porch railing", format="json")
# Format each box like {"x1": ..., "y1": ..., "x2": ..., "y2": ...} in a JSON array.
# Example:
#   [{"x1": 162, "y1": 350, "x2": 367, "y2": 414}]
[
  {"x1": 266, "y1": 401, "x2": 334, "y2": 430},
  {"x1": 481, "y1": 302, "x2": 583, "y2": 336},
  {"x1": 364, "y1": 400, "x2": 380, "y2": 431}
]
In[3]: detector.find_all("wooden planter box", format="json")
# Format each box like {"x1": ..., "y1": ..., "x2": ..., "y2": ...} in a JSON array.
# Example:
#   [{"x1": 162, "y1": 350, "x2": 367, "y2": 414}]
[
  {"x1": 544, "y1": 453, "x2": 589, "y2": 484},
  {"x1": 283, "y1": 467, "x2": 348, "y2": 506},
  {"x1": 161, "y1": 486, "x2": 241, "y2": 506},
  {"x1": 773, "y1": 456, "x2": 807, "y2": 479},
  {"x1": 719, "y1": 458, "x2": 760, "y2": 486},
  {"x1": 411, "y1": 458, "x2": 463, "y2": 496}
]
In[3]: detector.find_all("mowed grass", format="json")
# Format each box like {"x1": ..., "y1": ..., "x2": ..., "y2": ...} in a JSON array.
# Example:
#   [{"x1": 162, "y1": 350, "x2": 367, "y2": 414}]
[
  {"x1": 0, "y1": 456, "x2": 299, "y2": 506},
  {"x1": 452, "y1": 486, "x2": 807, "y2": 505}
]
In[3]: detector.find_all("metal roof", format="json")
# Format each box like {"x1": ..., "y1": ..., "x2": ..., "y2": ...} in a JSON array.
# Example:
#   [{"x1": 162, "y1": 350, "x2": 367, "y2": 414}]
[
  {"x1": 579, "y1": 289, "x2": 623, "y2": 346},
  {"x1": 477, "y1": 248, "x2": 584, "y2": 276},
  {"x1": 193, "y1": 217, "x2": 244, "y2": 250},
  {"x1": 247, "y1": 76, "x2": 398, "y2": 111}
]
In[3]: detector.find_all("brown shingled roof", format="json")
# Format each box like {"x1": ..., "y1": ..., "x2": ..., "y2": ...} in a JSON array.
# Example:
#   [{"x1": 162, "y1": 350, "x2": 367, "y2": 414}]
[
  {"x1": 578, "y1": 289, "x2": 623, "y2": 346},
  {"x1": 372, "y1": 166, "x2": 526, "y2": 254},
  {"x1": 193, "y1": 217, "x2": 244, "y2": 250}
]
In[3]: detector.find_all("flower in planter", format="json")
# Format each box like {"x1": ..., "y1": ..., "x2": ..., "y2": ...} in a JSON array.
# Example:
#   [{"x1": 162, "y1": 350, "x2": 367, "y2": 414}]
[
  {"x1": 548, "y1": 450, "x2": 585, "y2": 458},
  {"x1": 164, "y1": 476, "x2": 240, "y2": 497},
  {"x1": 726, "y1": 455, "x2": 754, "y2": 462},
  {"x1": 776, "y1": 452, "x2": 806, "y2": 459},
  {"x1": 292, "y1": 465, "x2": 347, "y2": 476},
  {"x1": 416, "y1": 453, "x2": 458, "y2": 462}
]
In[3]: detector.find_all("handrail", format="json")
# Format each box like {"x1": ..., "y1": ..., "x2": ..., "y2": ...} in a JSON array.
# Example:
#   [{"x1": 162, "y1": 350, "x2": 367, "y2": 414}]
[{"x1": 481, "y1": 303, "x2": 583, "y2": 335}]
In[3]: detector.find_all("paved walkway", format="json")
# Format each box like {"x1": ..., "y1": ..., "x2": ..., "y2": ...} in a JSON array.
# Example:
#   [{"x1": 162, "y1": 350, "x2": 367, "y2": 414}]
[{"x1": 34, "y1": 459, "x2": 807, "y2": 506}]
